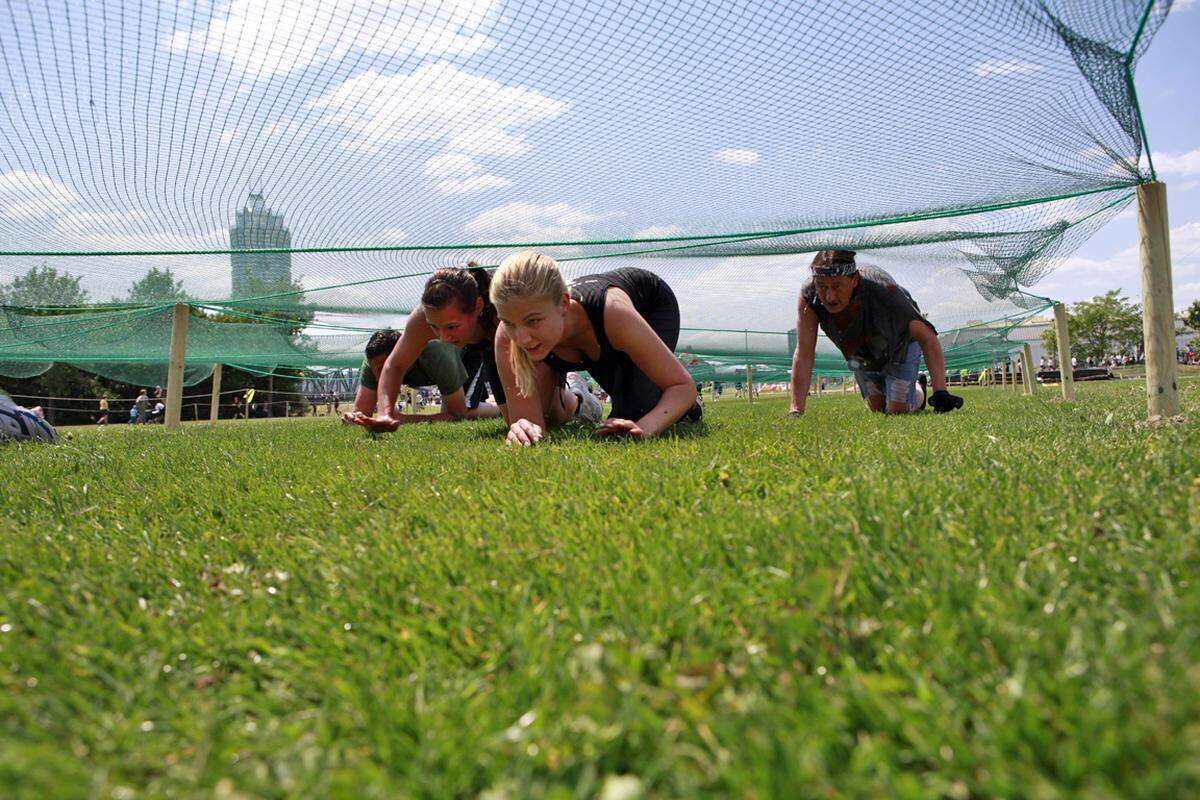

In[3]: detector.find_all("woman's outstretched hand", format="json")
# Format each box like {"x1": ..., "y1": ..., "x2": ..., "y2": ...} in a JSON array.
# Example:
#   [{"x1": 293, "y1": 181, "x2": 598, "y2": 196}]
[
  {"x1": 595, "y1": 418, "x2": 645, "y2": 439},
  {"x1": 507, "y1": 418, "x2": 544, "y2": 446}
]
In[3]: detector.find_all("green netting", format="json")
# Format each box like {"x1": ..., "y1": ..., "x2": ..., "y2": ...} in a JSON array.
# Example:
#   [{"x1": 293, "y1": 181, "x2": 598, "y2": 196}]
[{"x1": 0, "y1": 0, "x2": 1175, "y2": 384}]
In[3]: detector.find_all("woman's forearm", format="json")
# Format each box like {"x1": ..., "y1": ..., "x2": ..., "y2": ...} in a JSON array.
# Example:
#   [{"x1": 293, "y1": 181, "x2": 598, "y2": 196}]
[{"x1": 636, "y1": 382, "x2": 696, "y2": 437}]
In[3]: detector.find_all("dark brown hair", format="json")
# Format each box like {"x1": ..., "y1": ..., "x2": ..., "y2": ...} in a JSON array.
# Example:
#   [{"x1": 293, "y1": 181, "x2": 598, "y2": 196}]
[
  {"x1": 420, "y1": 261, "x2": 496, "y2": 332},
  {"x1": 364, "y1": 328, "x2": 400, "y2": 359}
]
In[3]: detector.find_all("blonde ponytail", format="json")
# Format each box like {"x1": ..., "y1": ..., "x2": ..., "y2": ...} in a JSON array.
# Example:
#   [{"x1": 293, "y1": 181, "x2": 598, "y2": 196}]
[{"x1": 490, "y1": 251, "x2": 566, "y2": 398}]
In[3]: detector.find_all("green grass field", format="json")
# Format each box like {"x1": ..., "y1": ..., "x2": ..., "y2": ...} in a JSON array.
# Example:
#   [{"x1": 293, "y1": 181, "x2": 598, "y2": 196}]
[{"x1": 2, "y1": 381, "x2": 1198, "y2": 798}]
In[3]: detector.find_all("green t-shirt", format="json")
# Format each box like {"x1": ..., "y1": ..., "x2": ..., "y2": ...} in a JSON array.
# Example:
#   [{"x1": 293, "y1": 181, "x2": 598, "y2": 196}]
[{"x1": 359, "y1": 340, "x2": 468, "y2": 396}]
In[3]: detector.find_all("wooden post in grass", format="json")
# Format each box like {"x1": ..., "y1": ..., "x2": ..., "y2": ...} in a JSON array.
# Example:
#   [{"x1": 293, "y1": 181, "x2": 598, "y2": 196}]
[
  {"x1": 1053, "y1": 302, "x2": 1075, "y2": 401},
  {"x1": 1022, "y1": 343, "x2": 1036, "y2": 395},
  {"x1": 209, "y1": 364, "x2": 222, "y2": 423},
  {"x1": 1137, "y1": 181, "x2": 1180, "y2": 418},
  {"x1": 1011, "y1": 357, "x2": 1020, "y2": 393},
  {"x1": 745, "y1": 364, "x2": 753, "y2": 404},
  {"x1": 165, "y1": 303, "x2": 189, "y2": 431}
]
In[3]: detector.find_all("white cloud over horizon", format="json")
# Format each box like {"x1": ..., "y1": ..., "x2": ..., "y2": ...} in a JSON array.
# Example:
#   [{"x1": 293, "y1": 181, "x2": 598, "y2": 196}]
[
  {"x1": 310, "y1": 61, "x2": 569, "y2": 156},
  {"x1": 437, "y1": 174, "x2": 512, "y2": 194},
  {"x1": 633, "y1": 225, "x2": 685, "y2": 239},
  {"x1": 1156, "y1": 148, "x2": 1200, "y2": 176},
  {"x1": 972, "y1": 59, "x2": 1043, "y2": 78},
  {"x1": 1036, "y1": 221, "x2": 1200, "y2": 310},
  {"x1": 714, "y1": 148, "x2": 760, "y2": 165},
  {"x1": 464, "y1": 202, "x2": 621, "y2": 242},
  {"x1": 169, "y1": 0, "x2": 499, "y2": 78}
]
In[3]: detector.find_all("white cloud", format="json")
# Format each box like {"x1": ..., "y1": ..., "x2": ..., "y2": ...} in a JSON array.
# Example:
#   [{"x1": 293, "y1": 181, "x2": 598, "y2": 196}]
[
  {"x1": 446, "y1": 128, "x2": 533, "y2": 157},
  {"x1": 1156, "y1": 148, "x2": 1200, "y2": 177},
  {"x1": 437, "y1": 174, "x2": 511, "y2": 194},
  {"x1": 379, "y1": 228, "x2": 408, "y2": 244},
  {"x1": 972, "y1": 59, "x2": 1043, "y2": 78},
  {"x1": 311, "y1": 61, "x2": 569, "y2": 156},
  {"x1": 633, "y1": 225, "x2": 685, "y2": 239},
  {"x1": 262, "y1": 120, "x2": 308, "y2": 139},
  {"x1": 1036, "y1": 221, "x2": 1200, "y2": 308},
  {"x1": 424, "y1": 153, "x2": 484, "y2": 178},
  {"x1": 169, "y1": 0, "x2": 498, "y2": 79},
  {"x1": 715, "y1": 148, "x2": 759, "y2": 165},
  {"x1": 218, "y1": 127, "x2": 241, "y2": 144},
  {"x1": 0, "y1": 170, "x2": 80, "y2": 219},
  {"x1": 464, "y1": 202, "x2": 619, "y2": 242}
]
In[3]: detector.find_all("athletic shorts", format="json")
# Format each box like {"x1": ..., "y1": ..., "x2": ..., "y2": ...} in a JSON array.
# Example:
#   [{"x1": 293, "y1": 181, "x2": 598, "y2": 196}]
[{"x1": 849, "y1": 340, "x2": 922, "y2": 411}]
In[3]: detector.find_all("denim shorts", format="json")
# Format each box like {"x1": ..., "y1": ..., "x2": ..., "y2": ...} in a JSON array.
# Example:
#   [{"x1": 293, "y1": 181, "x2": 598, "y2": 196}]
[{"x1": 849, "y1": 341, "x2": 922, "y2": 410}]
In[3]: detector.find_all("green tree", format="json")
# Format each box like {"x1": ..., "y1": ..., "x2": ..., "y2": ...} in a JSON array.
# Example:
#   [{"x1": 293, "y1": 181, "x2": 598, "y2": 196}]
[
  {"x1": 127, "y1": 267, "x2": 188, "y2": 304},
  {"x1": 1040, "y1": 291, "x2": 1143, "y2": 362},
  {"x1": 0, "y1": 263, "x2": 90, "y2": 308},
  {"x1": 1184, "y1": 299, "x2": 1200, "y2": 335}
]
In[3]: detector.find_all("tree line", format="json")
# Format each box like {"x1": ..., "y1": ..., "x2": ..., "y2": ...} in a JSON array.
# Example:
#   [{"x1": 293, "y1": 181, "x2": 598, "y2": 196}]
[{"x1": 0, "y1": 263, "x2": 311, "y2": 424}]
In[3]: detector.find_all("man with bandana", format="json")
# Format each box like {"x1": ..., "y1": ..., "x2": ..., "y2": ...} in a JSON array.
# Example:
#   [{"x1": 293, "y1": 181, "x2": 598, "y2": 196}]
[{"x1": 789, "y1": 249, "x2": 963, "y2": 416}]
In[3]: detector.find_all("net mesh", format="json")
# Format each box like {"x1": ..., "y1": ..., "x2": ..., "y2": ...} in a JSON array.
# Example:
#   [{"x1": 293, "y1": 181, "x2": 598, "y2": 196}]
[{"x1": 0, "y1": 0, "x2": 1174, "y2": 387}]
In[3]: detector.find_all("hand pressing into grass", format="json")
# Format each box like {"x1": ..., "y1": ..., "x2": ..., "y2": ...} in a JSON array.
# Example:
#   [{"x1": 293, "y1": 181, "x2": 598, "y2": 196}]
[
  {"x1": 507, "y1": 418, "x2": 544, "y2": 446},
  {"x1": 928, "y1": 390, "x2": 964, "y2": 414},
  {"x1": 595, "y1": 418, "x2": 646, "y2": 439},
  {"x1": 350, "y1": 411, "x2": 402, "y2": 432}
]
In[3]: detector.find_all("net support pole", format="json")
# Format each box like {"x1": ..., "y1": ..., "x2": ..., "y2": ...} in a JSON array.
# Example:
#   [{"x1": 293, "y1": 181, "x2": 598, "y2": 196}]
[
  {"x1": 745, "y1": 364, "x2": 753, "y2": 404},
  {"x1": 1053, "y1": 303, "x2": 1075, "y2": 401},
  {"x1": 1011, "y1": 357, "x2": 1019, "y2": 394},
  {"x1": 209, "y1": 364, "x2": 223, "y2": 424},
  {"x1": 1137, "y1": 181, "x2": 1180, "y2": 419},
  {"x1": 1022, "y1": 343, "x2": 1036, "y2": 396},
  {"x1": 165, "y1": 303, "x2": 189, "y2": 431}
]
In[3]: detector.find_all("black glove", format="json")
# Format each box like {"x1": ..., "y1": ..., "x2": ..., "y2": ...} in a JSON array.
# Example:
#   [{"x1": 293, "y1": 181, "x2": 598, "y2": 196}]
[{"x1": 928, "y1": 389, "x2": 964, "y2": 414}]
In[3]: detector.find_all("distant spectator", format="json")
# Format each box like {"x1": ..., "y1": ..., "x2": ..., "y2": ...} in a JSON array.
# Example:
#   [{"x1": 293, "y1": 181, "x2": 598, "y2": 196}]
[
  {"x1": 97, "y1": 396, "x2": 109, "y2": 425},
  {"x1": 134, "y1": 389, "x2": 150, "y2": 424}
]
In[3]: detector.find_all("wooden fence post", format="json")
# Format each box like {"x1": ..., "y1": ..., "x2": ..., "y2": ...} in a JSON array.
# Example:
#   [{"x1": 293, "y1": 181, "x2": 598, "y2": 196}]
[
  {"x1": 165, "y1": 303, "x2": 189, "y2": 431},
  {"x1": 1137, "y1": 181, "x2": 1180, "y2": 418},
  {"x1": 1053, "y1": 303, "x2": 1075, "y2": 401},
  {"x1": 210, "y1": 364, "x2": 223, "y2": 423},
  {"x1": 1022, "y1": 343, "x2": 1036, "y2": 395}
]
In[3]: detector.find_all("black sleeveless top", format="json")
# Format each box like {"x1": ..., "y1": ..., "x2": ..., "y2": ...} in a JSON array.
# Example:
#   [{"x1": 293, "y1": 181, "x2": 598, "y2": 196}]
[{"x1": 543, "y1": 268, "x2": 674, "y2": 376}]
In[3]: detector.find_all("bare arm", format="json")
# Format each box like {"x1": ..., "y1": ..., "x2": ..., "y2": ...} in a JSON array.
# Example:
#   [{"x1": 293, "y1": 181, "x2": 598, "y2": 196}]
[
  {"x1": 438, "y1": 388, "x2": 500, "y2": 421},
  {"x1": 374, "y1": 311, "x2": 435, "y2": 418},
  {"x1": 790, "y1": 297, "x2": 820, "y2": 414},
  {"x1": 909, "y1": 320, "x2": 947, "y2": 392},
  {"x1": 351, "y1": 312, "x2": 435, "y2": 431},
  {"x1": 494, "y1": 326, "x2": 548, "y2": 444},
  {"x1": 602, "y1": 295, "x2": 695, "y2": 438},
  {"x1": 342, "y1": 385, "x2": 377, "y2": 423}
]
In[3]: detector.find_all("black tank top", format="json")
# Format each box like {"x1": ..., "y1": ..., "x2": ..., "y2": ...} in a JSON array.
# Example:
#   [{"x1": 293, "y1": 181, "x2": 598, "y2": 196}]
[{"x1": 543, "y1": 268, "x2": 669, "y2": 374}]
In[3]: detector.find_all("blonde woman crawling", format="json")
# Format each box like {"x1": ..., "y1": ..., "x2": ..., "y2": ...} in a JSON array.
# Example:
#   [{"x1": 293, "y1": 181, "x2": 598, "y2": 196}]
[{"x1": 490, "y1": 252, "x2": 703, "y2": 445}]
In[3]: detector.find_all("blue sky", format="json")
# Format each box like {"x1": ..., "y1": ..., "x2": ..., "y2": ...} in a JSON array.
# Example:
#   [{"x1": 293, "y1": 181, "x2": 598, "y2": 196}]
[{"x1": 1039, "y1": 0, "x2": 1200, "y2": 310}]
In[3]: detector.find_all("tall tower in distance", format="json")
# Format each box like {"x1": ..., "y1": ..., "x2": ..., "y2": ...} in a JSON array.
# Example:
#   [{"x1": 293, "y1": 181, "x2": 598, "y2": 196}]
[{"x1": 230, "y1": 192, "x2": 293, "y2": 297}]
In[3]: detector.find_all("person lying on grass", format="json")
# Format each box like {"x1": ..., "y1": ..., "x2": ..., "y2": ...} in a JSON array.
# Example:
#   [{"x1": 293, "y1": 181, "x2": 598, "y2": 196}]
[
  {"x1": 350, "y1": 263, "x2": 588, "y2": 433},
  {"x1": 789, "y1": 249, "x2": 963, "y2": 416},
  {"x1": 490, "y1": 251, "x2": 703, "y2": 445},
  {"x1": 341, "y1": 328, "x2": 501, "y2": 425},
  {"x1": 0, "y1": 392, "x2": 57, "y2": 443}
]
